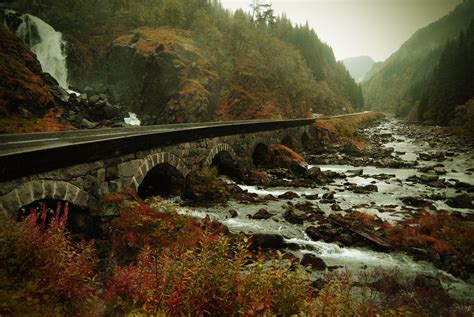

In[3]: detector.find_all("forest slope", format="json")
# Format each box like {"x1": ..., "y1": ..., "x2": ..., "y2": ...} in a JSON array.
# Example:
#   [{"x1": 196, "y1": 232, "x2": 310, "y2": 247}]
[
  {"x1": 362, "y1": 0, "x2": 474, "y2": 117},
  {"x1": 4, "y1": 0, "x2": 363, "y2": 124}
]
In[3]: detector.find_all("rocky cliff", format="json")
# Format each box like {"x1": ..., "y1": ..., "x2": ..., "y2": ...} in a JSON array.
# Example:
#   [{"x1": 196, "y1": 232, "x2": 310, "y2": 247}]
[
  {"x1": 0, "y1": 25, "x2": 67, "y2": 133},
  {"x1": 106, "y1": 27, "x2": 218, "y2": 125}
]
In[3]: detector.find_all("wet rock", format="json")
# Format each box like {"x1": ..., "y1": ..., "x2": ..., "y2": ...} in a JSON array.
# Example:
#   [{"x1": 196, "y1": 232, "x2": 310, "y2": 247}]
[
  {"x1": 289, "y1": 161, "x2": 308, "y2": 176},
  {"x1": 278, "y1": 191, "x2": 300, "y2": 199},
  {"x1": 414, "y1": 275, "x2": 442, "y2": 289},
  {"x1": 295, "y1": 202, "x2": 316, "y2": 213},
  {"x1": 284, "y1": 210, "x2": 304, "y2": 225},
  {"x1": 251, "y1": 234, "x2": 284, "y2": 249},
  {"x1": 300, "y1": 254, "x2": 327, "y2": 270},
  {"x1": 306, "y1": 166, "x2": 331, "y2": 184},
  {"x1": 228, "y1": 209, "x2": 238, "y2": 218},
  {"x1": 267, "y1": 168, "x2": 288, "y2": 178},
  {"x1": 401, "y1": 196, "x2": 431, "y2": 207},
  {"x1": 343, "y1": 142, "x2": 362, "y2": 156},
  {"x1": 305, "y1": 226, "x2": 322, "y2": 241},
  {"x1": 304, "y1": 194, "x2": 319, "y2": 200},
  {"x1": 335, "y1": 233, "x2": 353, "y2": 246},
  {"x1": 427, "y1": 193, "x2": 446, "y2": 201},
  {"x1": 353, "y1": 185, "x2": 378, "y2": 193},
  {"x1": 322, "y1": 191, "x2": 335, "y2": 200},
  {"x1": 371, "y1": 173, "x2": 395, "y2": 180},
  {"x1": 446, "y1": 193, "x2": 473, "y2": 209},
  {"x1": 419, "y1": 175, "x2": 439, "y2": 183},
  {"x1": 454, "y1": 181, "x2": 473, "y2": 189},
  {"x1": 347, "y1": 169, "x2": 363, "y2": 176},
  {"x1": 252, "y1": 208, "x2": 273, "y2": 220},
  {"x1": 331, "y1": 203, "x2": 342, "y2": 211}
]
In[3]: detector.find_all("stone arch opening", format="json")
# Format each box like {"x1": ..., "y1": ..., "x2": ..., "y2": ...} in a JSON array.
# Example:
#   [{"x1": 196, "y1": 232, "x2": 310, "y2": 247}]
[
  {"x1": 281, "y1": 135, "x2": 293, "y2": 148},
  {"x1": 211, "y1": 151, "x2": 243, "y2": 180},
  {"x1": 131, "y1": 152, "x2": 190, "y2": 193},
  {"x1": 138, "y1": 163, "x2": 186, "y2": 199},
  {"x1": 301, "y1": 132, "x2": 310, "y2": 150},
  {"x1": 17, "y1": 199, "x2": 100, "y2": 239},
  {"x1": 252, "y1": 143, "x2": 271, "y2": 168}
]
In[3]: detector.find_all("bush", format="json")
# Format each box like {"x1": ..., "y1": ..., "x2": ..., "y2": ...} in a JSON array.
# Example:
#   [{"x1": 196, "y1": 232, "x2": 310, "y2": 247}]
[
  {"x1": 184, "y1": 167, "x2": 230, "y2": 202},
  {"x1": 105, "y1": 233, "x2": 313, "y2": 316},
  {"x1": 0, "y1": 202, "x2": 99, "y2": 315}
]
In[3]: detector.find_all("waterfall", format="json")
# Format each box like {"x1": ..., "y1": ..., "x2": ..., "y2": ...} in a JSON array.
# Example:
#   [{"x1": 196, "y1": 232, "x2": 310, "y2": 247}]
[{"x1": 5, "y1": 11, "x2": 69, "y2": 89}]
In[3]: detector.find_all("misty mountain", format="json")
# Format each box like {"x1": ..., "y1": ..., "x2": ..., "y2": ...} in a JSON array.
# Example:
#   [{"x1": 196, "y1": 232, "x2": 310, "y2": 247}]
[
  {"x1": 362, "y1": 0, "x2": 474, "y2": 117},
  {"x1": 342, "y1": 56, "x2": 375, "y2": 82}
]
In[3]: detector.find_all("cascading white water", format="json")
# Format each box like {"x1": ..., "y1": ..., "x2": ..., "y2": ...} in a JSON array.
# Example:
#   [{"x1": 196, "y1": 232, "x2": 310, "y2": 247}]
[{"x1": 14, "y1": 13, "x2": 69, "y2": 88}]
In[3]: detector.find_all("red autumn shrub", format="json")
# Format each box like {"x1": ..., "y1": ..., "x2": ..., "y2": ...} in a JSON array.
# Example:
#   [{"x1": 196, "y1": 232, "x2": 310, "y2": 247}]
[{"x1": 0, "y1": 202, "x2": 99, "y2": 315}]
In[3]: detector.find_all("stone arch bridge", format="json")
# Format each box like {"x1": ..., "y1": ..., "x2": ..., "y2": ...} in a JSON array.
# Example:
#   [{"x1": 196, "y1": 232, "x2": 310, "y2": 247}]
[{"x1": 0, "y1": 118, "x2": 334, "y2": 214}]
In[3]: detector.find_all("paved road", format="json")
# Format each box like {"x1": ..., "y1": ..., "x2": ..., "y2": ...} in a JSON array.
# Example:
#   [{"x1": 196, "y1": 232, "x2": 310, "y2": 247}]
[
  {"x1": 0, "y1": 119, "x2": 310, "y2": 157},
  {"x1": 0, "y1": 112, "x2": 372, "y2": 157}
]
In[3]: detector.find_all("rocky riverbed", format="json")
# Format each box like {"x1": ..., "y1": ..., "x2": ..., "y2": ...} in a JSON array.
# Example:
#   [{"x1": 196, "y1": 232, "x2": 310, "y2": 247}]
[{"x1": 150, "y1": 116, "x2": 474, "y2": 302}]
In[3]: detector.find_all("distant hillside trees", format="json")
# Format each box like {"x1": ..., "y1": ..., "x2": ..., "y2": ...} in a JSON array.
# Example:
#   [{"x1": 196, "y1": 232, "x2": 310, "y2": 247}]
[
  {"x1": 362, "y1": 0, "x2": 474, "y2": 118},
  {"x1": 418, "y1": 21, "x2": 474, "y2": 125}
]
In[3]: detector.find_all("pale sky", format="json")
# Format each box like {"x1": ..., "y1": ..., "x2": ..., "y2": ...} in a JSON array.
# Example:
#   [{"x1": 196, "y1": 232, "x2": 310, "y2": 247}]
[{"x1": 219, "y1": 0, "x2": 464, "y2": 61}]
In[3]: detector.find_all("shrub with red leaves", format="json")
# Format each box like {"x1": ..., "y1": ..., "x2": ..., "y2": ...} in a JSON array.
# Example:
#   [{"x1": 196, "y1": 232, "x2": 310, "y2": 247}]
[{"x1": 0, "y1": 202, "x2": 99, "y2": 315}]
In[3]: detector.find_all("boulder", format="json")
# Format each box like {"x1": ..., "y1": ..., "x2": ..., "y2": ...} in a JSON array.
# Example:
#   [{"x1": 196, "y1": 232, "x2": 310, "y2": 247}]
[
  {"x1": 278, "y1": 191, "x2": 300, "y2": 200},
  {"x1": 283, "y1": 210, "x2": 304, "y2": 225},
  {"x1": 251, "y1": 234, "x2": 284, "y2": 249},
  {"x1": 446, "y1": 193, "x2": 473, "y2": 209},
  {"x1": 322, "y1": 191, "x2": 335, "y2": 200},
  {"x1": 343, "y1": 142, "x2": 362, "y2": 156},
  {"x1": 252, "y1": 209, "x2": 273, "y2": 220},
  {"x1": 300, "y1": 254, "x2": 327, "y2": 270},
  {"x1": 305, "y1": 226, "x2": 322, "y2": 241},
  {"x1": 401, "y1": 196, "x2": 431, "y2": 207},
  {"x1": 336, "y1": 233, "x2": 353, "y2": 246},
  {"x1": 228, "y1": 209, "x2": 238, "y2": 218}
]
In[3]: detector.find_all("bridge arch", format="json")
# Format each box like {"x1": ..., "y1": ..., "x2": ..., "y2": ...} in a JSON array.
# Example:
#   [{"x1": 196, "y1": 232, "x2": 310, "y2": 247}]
[
  {"x1": 0, "y1": 180, "x2": 90, "y2": 214},
  {"x1": 252, "y1": 142, "x2": 271, "y2": 167},
  {"x1": 130, "y1": 152, "x2": 190, "y2": 192},
  {"x1": 203, "y1": 143, "x2": 238, "y2": 167}
]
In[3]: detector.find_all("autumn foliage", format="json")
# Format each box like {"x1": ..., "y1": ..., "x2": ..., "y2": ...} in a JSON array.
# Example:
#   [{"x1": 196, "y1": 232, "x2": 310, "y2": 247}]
[
  {"x1": 385, "y1": 210, "x2": 474, "y2": 255},
  {"x1": 0, "y1": 202, "x2": 98, "y2": 315},
  {"x1": 1, "y1": 193, "x2": 472, "y2": 315},
  {"x1": 0, "y1": 26, "x2": 69, "y2": 134},
  {"x1": 315, "y1": 112, "x2": 383, "y2": 149}
]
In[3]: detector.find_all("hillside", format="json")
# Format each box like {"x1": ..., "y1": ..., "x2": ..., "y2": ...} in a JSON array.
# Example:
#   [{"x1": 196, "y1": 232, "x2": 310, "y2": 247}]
[
  {"x1": 342, "y1": 56, "x2": 375, "y2": 82},
  {"x1": 0, "y1": 25, "x2": 68, "y2": 133},
  {"x1": 362, "y1": 0, "x2": 474, "y2": 116},
  {"x1": 3, "y1": 0, "x2": 363, "y2": 126},
  {"x1": 418, "y1": 21, "x2": 474, "y2": 126}
]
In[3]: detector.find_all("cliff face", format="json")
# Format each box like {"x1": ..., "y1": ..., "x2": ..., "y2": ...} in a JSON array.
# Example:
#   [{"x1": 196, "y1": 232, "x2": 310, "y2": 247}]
[
  {"x1": 0, "y1": 26, "x2": 68, "y2": 133},
  {"x1": 106, "y1": 27, "x2": 218, "y2": 125}
]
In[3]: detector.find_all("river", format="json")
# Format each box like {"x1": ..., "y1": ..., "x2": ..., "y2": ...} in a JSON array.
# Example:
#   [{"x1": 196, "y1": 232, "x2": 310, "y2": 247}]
[{"x1": 155, "y1": 117, "x2": 474, "y2": 301}]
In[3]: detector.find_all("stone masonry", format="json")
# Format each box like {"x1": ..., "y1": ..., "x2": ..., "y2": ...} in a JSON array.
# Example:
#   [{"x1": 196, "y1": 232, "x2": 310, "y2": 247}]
[{"x1": 0, "y1": 125, "x2": 316, "y2": 214}]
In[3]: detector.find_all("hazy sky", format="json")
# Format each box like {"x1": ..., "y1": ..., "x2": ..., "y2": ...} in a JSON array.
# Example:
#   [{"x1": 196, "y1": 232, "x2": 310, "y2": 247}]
[{"x1": 219, "y1": 0, "x2": 463, "y2": 61}]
